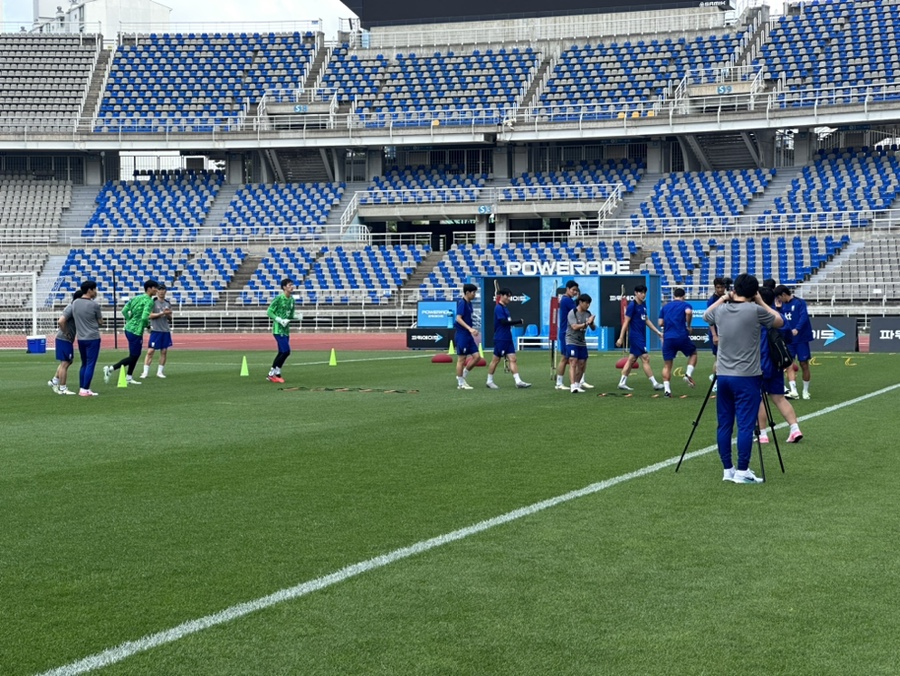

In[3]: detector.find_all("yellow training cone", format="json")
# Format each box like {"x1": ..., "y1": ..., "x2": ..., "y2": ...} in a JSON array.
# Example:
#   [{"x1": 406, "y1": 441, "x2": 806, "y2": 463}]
[
  {"x1": 117, "y1": 367, "x2": 128, "y2": 388},
  {"x1": 478, "y1": 342, "x2": 485, "y2": 358},
  {"x1": 329, "y1": 348, "x2": 338, "y2": 366},
  {"x1": 447, "y1": 339, "x2": 455, "y2": 355},
  {"x1": 240, "y1": 355, "x2": 249, "y2": 376}
]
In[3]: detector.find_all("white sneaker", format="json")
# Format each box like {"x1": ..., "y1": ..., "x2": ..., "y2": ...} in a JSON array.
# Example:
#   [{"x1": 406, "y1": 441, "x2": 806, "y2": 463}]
[
  {"x1": 79, "y1": 389, "x2": 99, "y2": 397},
  {"x1": 59, "y1": 386, "x2": 77, "y2": 395},
  {"x1": 103, "y1": 365, "x2": 112, "y2": 384},
  {"x1": 785, "y1": 391, "x2": 799, "y2": 400},
  {"x1": 802, "y1": 391, "x2": 811, "y2": 400},
  {"x1": 48, "y1": 380, "x2": 59, "y2": 393},
  {"x1": 723, "y1": 467, "x2": 735, "y2": 482},
  {"x1": 140, "y1": 372, "x2": 149, "y2": 380},
  {"x1": 652, "y1": 383, "x2": 665, "y2": 391},
  {"x1": 555, "y1": 383, "x2": 568, "y2": 390},
  {"x1": 571, "y1": 385, "x2": 586, "y2": 393},
  {"x1": 580, "y1": 381, "x2": 594, "y2": 389},
  {"x1": 157, "y1": 373, "x2": 166, "y2": 379},
  {"x1": 127, "y1": 378, "x2": 142, "y2": 385},
  {"x1": 516, "y1": 381, "x2": 532, "y2": 389},
  {"x1": 732, "y1": 468, "x2": 764, "y2": 484},
  {"x1": 618, "y1": 383, "x2": 633, "y2": 391},
  {"x1": 457, "y1": 382, "x2": 473, "y2": 390},
  {"x1": 486, "y1": 382, "x2": 499, "y2": 389}
]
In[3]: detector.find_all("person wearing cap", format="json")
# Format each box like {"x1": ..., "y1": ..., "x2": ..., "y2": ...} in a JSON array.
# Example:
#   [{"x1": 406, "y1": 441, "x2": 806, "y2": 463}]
[
  {"x1": 141, "y1": 283, "x2": 173, "y2": 379},
  {"x1": 486, "y1": 288, "x2": 531, "y2": 389},
  {"x1": 103, "y1": 279, "x2": 158, "y2": 386}
]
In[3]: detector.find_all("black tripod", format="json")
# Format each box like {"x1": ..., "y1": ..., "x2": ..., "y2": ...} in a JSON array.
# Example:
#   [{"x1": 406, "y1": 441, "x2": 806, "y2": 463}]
[{"x1": 675, "y1": 374, "x2": 785, "y2": 480}]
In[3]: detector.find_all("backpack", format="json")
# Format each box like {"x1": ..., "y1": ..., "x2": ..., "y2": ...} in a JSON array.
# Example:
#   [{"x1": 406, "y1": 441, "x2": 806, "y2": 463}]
[{"x1": 767, "y1": 326, "x2": 793, "y2": 371}]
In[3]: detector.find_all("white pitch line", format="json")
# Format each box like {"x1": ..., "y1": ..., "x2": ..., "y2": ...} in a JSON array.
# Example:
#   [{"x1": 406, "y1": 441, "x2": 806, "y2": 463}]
[{"x1": 37, "y1": 383, "x2": 900, "y2": 676}]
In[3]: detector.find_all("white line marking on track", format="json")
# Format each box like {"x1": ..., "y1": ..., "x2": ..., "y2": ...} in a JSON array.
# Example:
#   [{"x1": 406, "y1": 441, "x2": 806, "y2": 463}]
[{"x1": 37, "y1": 383, "x2": 900, "y2": 676}]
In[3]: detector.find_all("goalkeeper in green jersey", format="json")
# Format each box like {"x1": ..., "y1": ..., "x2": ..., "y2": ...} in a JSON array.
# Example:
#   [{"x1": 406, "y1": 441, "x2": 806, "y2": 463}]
[
  {"x1": 104, "y1": 279, "x2": 158, "y2": 385},
  {"x1": 266, "y1": 278, "x2": 296, "y2": 383}
]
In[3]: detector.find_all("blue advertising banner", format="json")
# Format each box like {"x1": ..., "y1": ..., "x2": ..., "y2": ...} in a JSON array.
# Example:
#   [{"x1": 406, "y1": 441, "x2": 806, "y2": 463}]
[
  {"x1": 417, "y1": 301, "x2": 456, "y2": 328},
  {"x1": 867, "y1": 317, "x2": 900, "y2": 353},
  {"x1": 810, "y1": 317, "x2": 858, "y2": 352}
]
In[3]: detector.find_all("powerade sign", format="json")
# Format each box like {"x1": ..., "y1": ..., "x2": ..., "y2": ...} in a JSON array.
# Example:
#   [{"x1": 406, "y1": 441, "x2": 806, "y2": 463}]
[
  {"x1": 506, "y1": 260, "x2": 631, "y2": 276},
  {"x1": 417, "y1": 301, "x2": 456, "y2": 328},
  {"x1": 810, "y1": 317, "x2": 857, "y2": 352}
]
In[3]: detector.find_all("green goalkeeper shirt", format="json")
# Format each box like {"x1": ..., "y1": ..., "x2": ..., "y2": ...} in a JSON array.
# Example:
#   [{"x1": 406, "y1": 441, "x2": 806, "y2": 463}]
[
  {"x1": 122, "y1": 294, "x2": 155, "y2": 336},
  {"x1": 267, "y1": 293, "x2": 295, "y2": 335}
]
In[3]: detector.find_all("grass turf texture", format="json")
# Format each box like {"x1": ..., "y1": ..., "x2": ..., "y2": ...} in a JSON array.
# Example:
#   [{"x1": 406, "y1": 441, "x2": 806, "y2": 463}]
[{"x1": 2, "y1": 348, "x2": 899, "y2": 675}]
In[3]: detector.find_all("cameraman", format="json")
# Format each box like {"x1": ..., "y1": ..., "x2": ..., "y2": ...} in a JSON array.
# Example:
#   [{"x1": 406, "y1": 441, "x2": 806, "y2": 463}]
[{"x1": 704, "y1": 274, "x2": 784, "y2": 484}]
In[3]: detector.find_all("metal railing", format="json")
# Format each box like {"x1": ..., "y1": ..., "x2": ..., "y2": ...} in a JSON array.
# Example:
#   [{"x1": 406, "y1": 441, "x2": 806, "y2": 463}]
[{"x1": 5, "y1": 75, "x2": 900, "y2": 141}]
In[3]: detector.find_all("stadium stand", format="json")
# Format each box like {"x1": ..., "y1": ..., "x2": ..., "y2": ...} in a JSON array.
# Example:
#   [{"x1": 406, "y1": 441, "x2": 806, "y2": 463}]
[
  {"x1": 215, "y1": 182, "x2": 345, "y2": 240},
  {"x1": 0, "y1": 34, "x2": 100, "y2": 129},
  {"x1": 168, "y1": 247, "x2": 247, "y2": 305},
  {"x1": 758, "y1": 0, "x2": 900, "y2": 108},
  {"x1": 632, "y1": 169, "x2": 773, "y2": 224},
  {"x1": 354, "y1": 47, "x2": 540, "y2": 127},
  {"x1": 360, "y1": 166, "x2": 489, "y2": 204},
  {"x1": 759, "y1": 148, "x2": 900, "y2": 225},
  {"x1": 642, "y1": 234, "x2": 851, "y2": 295},
  {"x1": 317, "y1": 44, "x2": 389, "y2": 105},
  {"x1": 537, "y1": 32, "x2": 745, "y2": 121},
  {"x1": 52, "y1": 247, "x2": 191, "y2": 303},
  {"x1": 81, "y1": 170, "x2": 224, "y2": 242},
  {"x1": 0, "y1": 177, "x2": 72, "y2": 242},
  {"x1": 501, "y1": 160, "x2": 645, "y2": 202},
  {"x1": 241, "y1": 244, "x2": 429, "y2": 305},
  {"x1": 96, "y1": 32, "x2": 317, "y2": 132}
]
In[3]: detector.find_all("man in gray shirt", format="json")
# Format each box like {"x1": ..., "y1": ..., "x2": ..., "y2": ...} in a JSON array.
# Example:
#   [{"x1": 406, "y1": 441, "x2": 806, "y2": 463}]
[
  {"x1": 565, "y1": 293, "x2": 596, "y2": 394},
  {"x1": 61, "y1": 280, "x2": 104, "y2": 397},
  {"x1": 704, "y1": 273, "x2": 783, "y2": 484},
  {"x1": 141, "y1": 283, "x2": 173, "y2": 379}
]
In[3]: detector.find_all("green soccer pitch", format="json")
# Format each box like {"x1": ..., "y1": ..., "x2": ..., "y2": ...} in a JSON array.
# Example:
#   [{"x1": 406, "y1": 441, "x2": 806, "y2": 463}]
[{"x1": 3, "y1": 349, "x2": 899, "y2": 675}]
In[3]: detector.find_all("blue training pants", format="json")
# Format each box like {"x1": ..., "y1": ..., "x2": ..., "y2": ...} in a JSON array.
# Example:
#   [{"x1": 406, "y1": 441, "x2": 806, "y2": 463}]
[{"x1": 715, "y1": 374, "x2": 762, "y2": 471}]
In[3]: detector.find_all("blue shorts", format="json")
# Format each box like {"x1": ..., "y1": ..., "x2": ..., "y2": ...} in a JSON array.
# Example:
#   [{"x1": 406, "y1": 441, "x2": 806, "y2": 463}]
[
  {"x1": 789, "y1": 341, "x2": 811, "y2": 363},
  {"x1": 148, "y1": 331, "x2": 172, "y2": 350},
  {"x1": 566, "y1": 345, "x2": 589, "y2": 361},
  {"x1": 55, "y1": 338, "x2": 74, "y2": 362},
  {"x1": 125, "y1": 330, "x2": 143, "y2": 358},
  {"x1": 629, "y1": 341, "x2": 647, "y2": 359},
  {"x1": 493, "y1": 339, "x2": 515, "y2": 358},
  {"x1": 662, "y1": 336, "x2": 697, "y2": 362},
  {"x1": 274, "y1": 334, "x2": 291, "y2": 353},
  {"x1": 761, "y1": 371, "x2": 785, "y2": 395},
  {"x1": 455, "y1": 332, "x2": 478, "y2": 356}
]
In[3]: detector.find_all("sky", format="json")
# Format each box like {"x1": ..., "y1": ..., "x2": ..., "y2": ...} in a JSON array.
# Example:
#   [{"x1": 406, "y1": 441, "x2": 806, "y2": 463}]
[{"x1": 2, "y1": 0, "x2": 356, "y2": 36}]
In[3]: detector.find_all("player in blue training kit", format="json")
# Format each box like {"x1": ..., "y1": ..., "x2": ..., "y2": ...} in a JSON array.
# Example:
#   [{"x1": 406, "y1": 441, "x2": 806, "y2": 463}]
[
  {"x1": 658, "y1": 287, "x2": 698, "y2": 397},
  {"x1": 706, "y1": 277, "x2": 727, "y2": 392},
  {"x1": 554, "y1": 280, "x2": 592, "y2": 390},
  {"x1": 486, "y1": 288, "x2": 531, "y2": 389},
  {"x1": 616, "y1": 284, "x2": 664, "y2": 392},
  {"x1": 756, "y1": 287, "x2": 803, "y2": 444},
  {"x1": 775, "y1": 285, "x2": 813, "y2": 400},
  {"x1": 454, "y1": 283, "x2": 480, "y2": 390}
]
